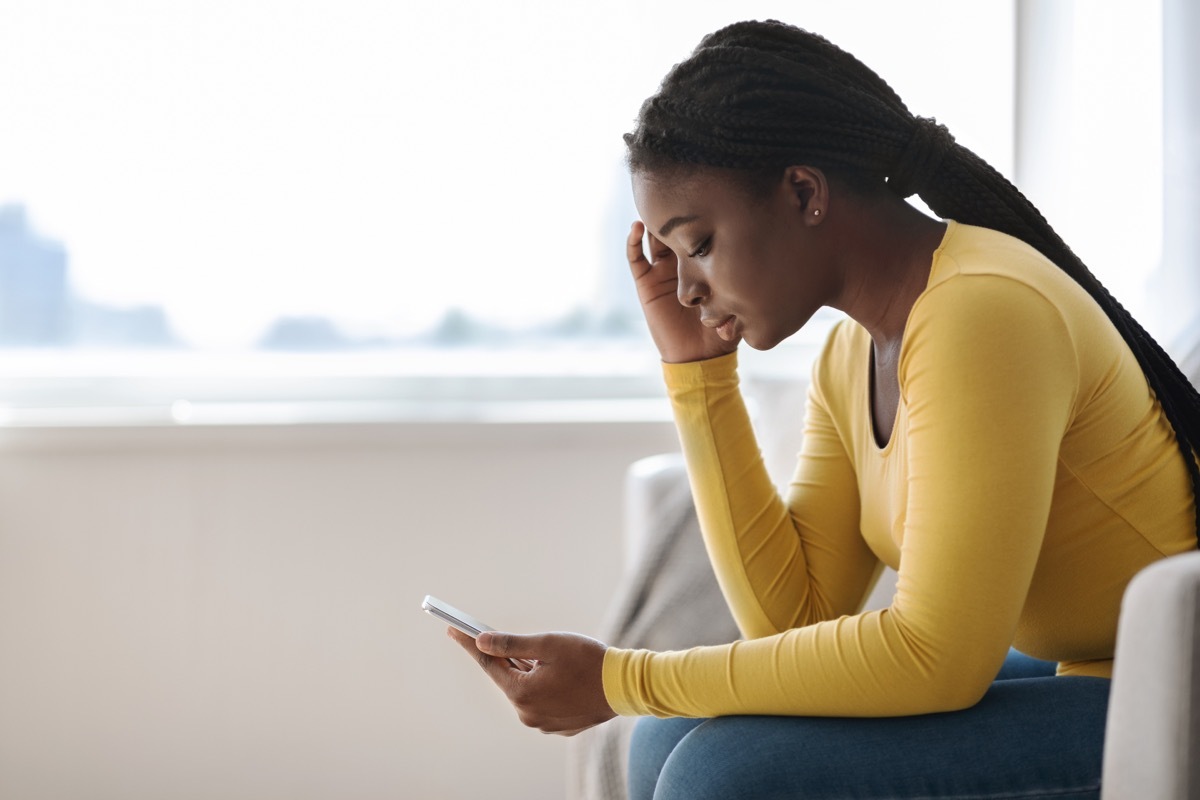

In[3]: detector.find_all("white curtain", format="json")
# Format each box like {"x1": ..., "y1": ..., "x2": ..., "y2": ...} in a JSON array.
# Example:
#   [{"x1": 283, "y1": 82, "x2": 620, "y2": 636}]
[
  {"x1": 1162, "y1": 0, "x2": 1200, "y2": 370},
  {"x1": 1016, "y1": 0, "x2": 1199, "y2": 366}
]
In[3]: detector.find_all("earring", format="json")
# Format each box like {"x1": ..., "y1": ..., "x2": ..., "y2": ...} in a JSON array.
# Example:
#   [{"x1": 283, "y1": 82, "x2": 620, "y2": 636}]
[{"x1": 813, "y1": 209, "x2": 822, "y2": 217}]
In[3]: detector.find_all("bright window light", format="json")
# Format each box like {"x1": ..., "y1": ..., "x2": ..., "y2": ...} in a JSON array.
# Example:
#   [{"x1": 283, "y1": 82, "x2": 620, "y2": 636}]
[{"x1": 0, "y1": 0, "x2": 1015, "y2": 417}]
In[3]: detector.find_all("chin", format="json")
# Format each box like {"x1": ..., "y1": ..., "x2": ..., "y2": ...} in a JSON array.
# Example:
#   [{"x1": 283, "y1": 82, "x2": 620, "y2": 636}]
[
  {"x1": 743, "y1": 332, "x2": 780, "y2": 351},
  {"x1": 744, "y1": 325, "x2": 797, "y2": 351}
]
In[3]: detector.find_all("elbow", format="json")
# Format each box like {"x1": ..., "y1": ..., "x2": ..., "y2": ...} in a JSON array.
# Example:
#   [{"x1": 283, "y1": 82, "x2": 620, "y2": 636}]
[
  {"x1": 902, "y1": 652, "x2": 1001, "y2": 715},
  {"x1": 880, "y1": 614, "x2": 1011, "y2": 714},
  {"x1": 921, "y1": 678, "x2": 991, "y2": 714},
  {"x1": 892, "y1": 680, "x2": 989, "y2": 716}
]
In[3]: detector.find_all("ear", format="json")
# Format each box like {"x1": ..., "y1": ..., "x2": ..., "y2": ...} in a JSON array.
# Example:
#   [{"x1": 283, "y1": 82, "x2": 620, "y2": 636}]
[{"x1": 781, "y1": 166, "x2": 829, "y2": 225}]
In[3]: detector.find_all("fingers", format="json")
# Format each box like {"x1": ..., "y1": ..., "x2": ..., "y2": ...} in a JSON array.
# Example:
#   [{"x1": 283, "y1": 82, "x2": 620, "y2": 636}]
[
  {"x1": 626, "y1": 221, "x2": 650, "y2": 278},
  {"x1": 446, "y1": 626, "x2": 484, "y2": 663},
  {"x1": 476, "y1": 631, "x2": 546, "y2": 660},
  {"x1": 446, "y1": 627, "x2": 514, "y2": 683},
  {"x1": 645, "y1": 231, "x2": 673, "y2": 265}
]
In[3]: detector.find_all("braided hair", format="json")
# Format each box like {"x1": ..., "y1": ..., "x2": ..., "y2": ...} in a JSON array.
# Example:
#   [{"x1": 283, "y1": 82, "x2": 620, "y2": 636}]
[{"x1": 625, "y1": 19, "x2": 1200, "y2": 546}]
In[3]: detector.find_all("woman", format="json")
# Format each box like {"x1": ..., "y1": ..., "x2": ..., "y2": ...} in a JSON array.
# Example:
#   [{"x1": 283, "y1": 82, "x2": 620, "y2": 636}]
[{"x1": 449, "y1": 20, "x2": 1200, "y2": 798}]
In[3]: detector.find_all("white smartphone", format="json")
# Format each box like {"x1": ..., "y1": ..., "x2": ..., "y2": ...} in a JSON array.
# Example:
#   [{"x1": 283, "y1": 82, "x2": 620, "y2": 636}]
[
  {"x1": 421, "y1": 594, "x2": 495, "y2": 639},
  {"x1": 421, "y1": 594, "x2": 537, "y2": 670}
]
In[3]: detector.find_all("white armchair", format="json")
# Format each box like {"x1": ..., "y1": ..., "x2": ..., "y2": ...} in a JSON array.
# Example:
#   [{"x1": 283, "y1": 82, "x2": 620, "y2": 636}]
[{"x1": 1101, "y1": 550, "x2": 1200, "y2": 799}]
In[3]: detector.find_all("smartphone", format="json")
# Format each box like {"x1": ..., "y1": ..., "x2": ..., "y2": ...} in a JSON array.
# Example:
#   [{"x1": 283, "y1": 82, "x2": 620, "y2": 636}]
[
  {"x1": 421, "y1": 594, "x2": 494, "y2": 639},
  {"x1": 422, "y1": 594, "x2": 537, "y2": 670}
]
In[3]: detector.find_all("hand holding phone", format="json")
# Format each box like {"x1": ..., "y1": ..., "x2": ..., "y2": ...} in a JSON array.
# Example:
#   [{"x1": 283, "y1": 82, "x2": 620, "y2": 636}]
[
  {"x1": 422, "y1": 595, "x2": 536, "y2": 670},
  {"x1": 442, "y1": 624, "x2": 615, "y2": 735}
]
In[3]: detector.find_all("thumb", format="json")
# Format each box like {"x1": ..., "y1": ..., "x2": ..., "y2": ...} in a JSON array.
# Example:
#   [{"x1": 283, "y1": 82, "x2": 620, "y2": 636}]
[{"x1": 476, "y1": 631, "x2": 545, "y2": 658}]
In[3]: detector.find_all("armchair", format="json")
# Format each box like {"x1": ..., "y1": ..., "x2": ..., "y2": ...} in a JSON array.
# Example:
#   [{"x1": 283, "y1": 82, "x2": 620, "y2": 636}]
[{"x1": 570, "y1": 454, "x2": 1200, "y2": 800}]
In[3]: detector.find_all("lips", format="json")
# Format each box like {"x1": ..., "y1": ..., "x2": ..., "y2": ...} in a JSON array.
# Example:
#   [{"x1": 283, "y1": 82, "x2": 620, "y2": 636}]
[{"x1": 703, "y1": 315, "x2": 738, "y2": 342}]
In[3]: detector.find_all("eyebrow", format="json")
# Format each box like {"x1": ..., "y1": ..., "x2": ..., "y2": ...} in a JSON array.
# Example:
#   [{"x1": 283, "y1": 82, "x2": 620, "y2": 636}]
[{"x1": 658, "y1": 215, "x2": 700, "y2": 238}]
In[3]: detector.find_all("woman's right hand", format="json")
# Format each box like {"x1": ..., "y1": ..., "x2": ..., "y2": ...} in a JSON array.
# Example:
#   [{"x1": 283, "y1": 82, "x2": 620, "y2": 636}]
[{"x1": 626, "y1": 221, "x2": 739, "y2": 364}]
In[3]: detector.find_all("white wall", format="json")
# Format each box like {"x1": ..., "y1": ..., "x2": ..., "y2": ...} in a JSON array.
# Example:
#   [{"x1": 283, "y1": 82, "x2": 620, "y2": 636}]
[{"x1": 0, "y1": 419, "x2": 679, "y2": 800}]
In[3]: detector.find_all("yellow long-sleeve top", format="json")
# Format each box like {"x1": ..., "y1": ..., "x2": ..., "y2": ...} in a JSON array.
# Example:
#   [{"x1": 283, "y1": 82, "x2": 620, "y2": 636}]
[{"x1": 602, "y1": 220, "x2": 1196, "y2": 718}]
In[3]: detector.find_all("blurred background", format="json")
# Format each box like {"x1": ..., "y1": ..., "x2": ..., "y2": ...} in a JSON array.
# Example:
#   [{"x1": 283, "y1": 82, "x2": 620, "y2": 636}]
[{"x1": 0, "y1": 0, "x2": 1192, "y2": 798}]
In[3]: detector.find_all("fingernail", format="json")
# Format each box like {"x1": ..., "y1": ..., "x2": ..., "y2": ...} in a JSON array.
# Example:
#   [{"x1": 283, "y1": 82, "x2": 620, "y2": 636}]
[{"x1": 476, "y1": 632, "x2": 492, "y2": 648}]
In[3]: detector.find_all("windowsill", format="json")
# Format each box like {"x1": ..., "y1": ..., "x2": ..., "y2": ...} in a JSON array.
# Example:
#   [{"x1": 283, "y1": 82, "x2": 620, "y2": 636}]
[
  {"x1": 0, "y1": 403, "x2": 683, "y2": 455},
  {"x1": 0, "y1": 396, "x2": 676, "y2": 428},
  {"x1": 0, "y1": 325, "x2": 833, "y2": 433}
]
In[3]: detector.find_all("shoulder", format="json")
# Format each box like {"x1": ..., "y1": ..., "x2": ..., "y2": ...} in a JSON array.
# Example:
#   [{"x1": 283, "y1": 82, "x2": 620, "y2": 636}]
[
  {"x1": 922, "y1": 222, "x2": 1086, "y2": 310},
  {"x1": 897, "y1": 223, "x2": 1095, "y2": 411},
  {"x1": 905, "y1": 222, "x2": 1094, "y2": 352}
]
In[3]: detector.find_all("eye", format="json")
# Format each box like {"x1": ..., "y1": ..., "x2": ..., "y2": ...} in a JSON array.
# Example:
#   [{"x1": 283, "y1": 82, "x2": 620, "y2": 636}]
[{"x1": 688, "y1": 237, "x2": 712, "y2": 259}]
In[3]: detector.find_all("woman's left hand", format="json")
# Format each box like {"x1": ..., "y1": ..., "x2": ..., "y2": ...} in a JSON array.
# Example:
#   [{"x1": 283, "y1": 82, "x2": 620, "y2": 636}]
[{"x1": 448, "y1": 628, "x2": 616, "y2": 736}]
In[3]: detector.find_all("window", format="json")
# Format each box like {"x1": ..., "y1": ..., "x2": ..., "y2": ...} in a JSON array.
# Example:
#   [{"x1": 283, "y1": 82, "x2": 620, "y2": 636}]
[
  {"x1": 1014, "y1": 0, "x2": 1165, "y2": 342},
  {"x1": 0, "y1": 0, "x2": 1015, "y2": 422}
]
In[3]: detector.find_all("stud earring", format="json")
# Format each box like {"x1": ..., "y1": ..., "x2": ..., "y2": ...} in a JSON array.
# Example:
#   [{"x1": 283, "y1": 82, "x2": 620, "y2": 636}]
[{"x1": 813, "y1": 209, "x2": 822, "y2": 217}]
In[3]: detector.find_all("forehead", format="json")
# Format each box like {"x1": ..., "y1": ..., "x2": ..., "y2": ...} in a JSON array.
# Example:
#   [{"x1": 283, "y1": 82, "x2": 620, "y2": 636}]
[
  {"x1": 632, "y1": 168, "x2": 752, "y2": 231},
  {"x1": 633, "y1": 168, "x2": 722, "y2": 205}
]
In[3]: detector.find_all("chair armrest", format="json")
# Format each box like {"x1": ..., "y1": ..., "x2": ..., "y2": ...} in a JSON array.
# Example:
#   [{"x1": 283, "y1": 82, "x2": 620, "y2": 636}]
[
  {"x1": 1101, "y1": 550, "x2": 1200, "y2": 800},
  {"x1": 622, "y1": 453, "x2": 687, "y2": 573}
]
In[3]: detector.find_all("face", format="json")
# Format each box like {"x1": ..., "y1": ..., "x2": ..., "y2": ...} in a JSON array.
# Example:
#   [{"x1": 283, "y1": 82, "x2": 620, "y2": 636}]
[{"x1": 631, "y1": 166, "x2": 838, "y2": 351}]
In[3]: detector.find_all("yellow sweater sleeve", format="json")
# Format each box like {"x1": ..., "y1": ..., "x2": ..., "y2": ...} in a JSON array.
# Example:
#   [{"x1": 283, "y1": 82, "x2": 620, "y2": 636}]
[
  {"x1": 653, "y1": 348, "x2": 879, "y2": 639},
  {"x1": 602, "y1": 274, "x2": 1079, "y2": 718}
]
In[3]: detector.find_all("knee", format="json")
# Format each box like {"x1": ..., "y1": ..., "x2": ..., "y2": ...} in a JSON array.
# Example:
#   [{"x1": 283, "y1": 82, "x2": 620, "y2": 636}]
[
  {"x1": 652, "y1": 718, "x2": 778, "y2": 800},
  {"x1": 628, "y1": 717, "x2": 706, "y2": 800}
]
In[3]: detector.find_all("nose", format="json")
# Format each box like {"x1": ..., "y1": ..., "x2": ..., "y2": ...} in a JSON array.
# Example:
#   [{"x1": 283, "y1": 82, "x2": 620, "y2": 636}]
[{"x1": 676, "y1": 260, "x2": 707, "y2": 308}]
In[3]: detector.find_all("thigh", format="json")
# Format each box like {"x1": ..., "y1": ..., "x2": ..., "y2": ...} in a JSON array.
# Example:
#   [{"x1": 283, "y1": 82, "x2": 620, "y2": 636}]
[{"x1": 649, "y1": 676, "x2": 1111, "y2": 800}]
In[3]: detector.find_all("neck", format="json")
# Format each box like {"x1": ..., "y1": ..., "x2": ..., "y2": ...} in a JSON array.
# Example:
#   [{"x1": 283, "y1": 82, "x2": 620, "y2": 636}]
[{"x1": 826, "y1": 190, "x2": 947, "y2": 345}]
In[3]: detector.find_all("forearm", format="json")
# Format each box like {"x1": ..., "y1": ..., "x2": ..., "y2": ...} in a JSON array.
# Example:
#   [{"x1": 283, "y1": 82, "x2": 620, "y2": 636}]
[
  {"x1": 667, "y1": 354, "x2": 795, "y2": 638},
  {"x1": 602, "y1": 607, "x2": 1007, "y2": 718},
  {"x1": 666, "y1": 353, "x2": 872, "y2": 638}
]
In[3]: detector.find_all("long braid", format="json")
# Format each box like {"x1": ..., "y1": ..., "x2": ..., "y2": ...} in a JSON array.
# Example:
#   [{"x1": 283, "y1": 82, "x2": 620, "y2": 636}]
[{"x1": 626, "y1": 19, "x2": 1200, "y2": 544}]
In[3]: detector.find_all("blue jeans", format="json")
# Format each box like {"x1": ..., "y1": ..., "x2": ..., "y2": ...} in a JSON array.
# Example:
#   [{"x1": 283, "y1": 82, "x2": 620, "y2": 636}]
[{"x1": 628, "y1": 651, "x2": 1110, "y2": 799}]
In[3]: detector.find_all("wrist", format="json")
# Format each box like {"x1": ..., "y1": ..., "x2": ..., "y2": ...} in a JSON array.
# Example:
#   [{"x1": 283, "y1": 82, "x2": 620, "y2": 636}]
[{"x1": 661, "y1": 350, "x2": 737, "y2": 365}]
